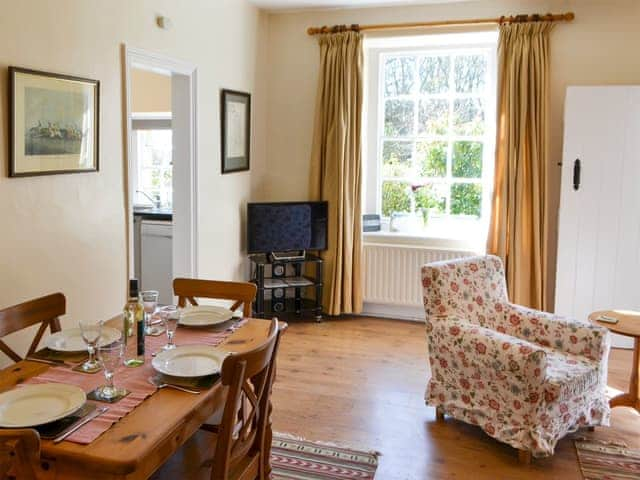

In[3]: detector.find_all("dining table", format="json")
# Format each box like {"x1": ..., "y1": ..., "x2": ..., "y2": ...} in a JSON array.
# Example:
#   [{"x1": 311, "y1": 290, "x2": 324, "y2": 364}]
[{"x1": 0, "y1": 315, "x2": 275, "y2": 480}]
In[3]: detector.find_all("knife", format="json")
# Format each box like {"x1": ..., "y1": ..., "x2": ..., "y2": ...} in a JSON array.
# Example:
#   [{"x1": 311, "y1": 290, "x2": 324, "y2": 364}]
[
  {"x1": 53, "y1": 406, "x2": 109, "y2": 443},
  {"x1": 26, "y1": 356, "x2": 68, "y2": 366}
]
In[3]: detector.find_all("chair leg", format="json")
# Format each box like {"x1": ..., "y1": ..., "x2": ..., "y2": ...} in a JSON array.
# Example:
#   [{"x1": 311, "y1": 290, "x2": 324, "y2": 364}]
[
  {"x1": 435, "y1": 406, "x2": 445, "y2": 421},
  {"x1": 518, "y1": 449, "x2": 532, "y2": 465}
]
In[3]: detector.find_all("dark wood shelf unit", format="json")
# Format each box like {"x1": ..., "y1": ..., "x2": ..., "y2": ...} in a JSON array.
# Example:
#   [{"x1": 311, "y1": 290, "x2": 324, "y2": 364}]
[{"x1": 249, "y1": 253, "x2": 323, "y2": 321}]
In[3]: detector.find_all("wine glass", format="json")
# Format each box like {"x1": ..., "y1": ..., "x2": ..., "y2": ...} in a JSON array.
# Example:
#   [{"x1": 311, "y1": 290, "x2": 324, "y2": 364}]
[
  {"x1": 97, "y1": 339, "x2": 126, "y2": 400},
  {"x1": 158, "y1": 305, "x2": 179, "y2": 351},
  {"x1": 141, "y1": 290, "x2": 162, "y2": 335},
  {"x1": 79, "y1": 319, "x2": 103, "y2": 372}
]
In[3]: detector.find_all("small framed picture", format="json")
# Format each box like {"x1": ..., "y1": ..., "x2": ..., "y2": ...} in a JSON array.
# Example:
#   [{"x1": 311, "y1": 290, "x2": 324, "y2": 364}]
[
  {"x1": 220, "y1": 89, "x2": 250, "y2": 174},
  {"x1": 9, "y1": 67, "x2": 99, "y2": 177}
]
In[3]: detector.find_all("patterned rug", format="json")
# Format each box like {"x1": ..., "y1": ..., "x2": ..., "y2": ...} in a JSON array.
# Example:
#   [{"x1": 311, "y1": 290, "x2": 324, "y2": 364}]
[
  {"x1": 272, "y1": 434, "x2": 379, "y2": 479},
  {"x1": 575, "y1": 439, "x2": 640, "y2": 479}
]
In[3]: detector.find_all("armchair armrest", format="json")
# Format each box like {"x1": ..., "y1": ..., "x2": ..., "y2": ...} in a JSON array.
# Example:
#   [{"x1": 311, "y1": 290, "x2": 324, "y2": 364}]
[
  {"x1": 502, "y1": 305, "x2": 610, "y2": 362},
  {"x1": 428, "y1": 318, "x2": 547, "y2": 398}
]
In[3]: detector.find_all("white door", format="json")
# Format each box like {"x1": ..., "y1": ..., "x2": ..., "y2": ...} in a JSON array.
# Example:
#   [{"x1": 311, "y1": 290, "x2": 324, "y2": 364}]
[{"x1": 555, "y1": 86, "x2": 640, "y2": 348}]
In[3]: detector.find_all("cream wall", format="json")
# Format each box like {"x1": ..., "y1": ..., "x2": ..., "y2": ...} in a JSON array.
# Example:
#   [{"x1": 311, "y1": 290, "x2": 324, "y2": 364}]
[
  {"x1": 131, "y1": 68, "x2": 172, "y2": 113},
  {"x1": 264, "y1": 0, "x2": 640, "y2": 308},
  {"x1": 0, "y1": 0, "x2": 268, "y2": 367}
]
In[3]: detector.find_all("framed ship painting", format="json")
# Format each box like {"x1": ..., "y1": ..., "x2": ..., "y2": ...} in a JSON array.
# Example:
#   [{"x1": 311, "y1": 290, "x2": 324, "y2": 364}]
[
  {"x1": 220, "y1": 89, "x2": 250, "y2": 174},
  {"x1": 9, "y1": 67, "x2": 99, "y2": 177}
]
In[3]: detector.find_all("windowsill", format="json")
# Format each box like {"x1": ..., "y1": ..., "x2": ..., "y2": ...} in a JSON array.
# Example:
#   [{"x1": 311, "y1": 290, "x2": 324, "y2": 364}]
[{"x1": 363, "y1": 230, "x2": 483, "y2": 253}]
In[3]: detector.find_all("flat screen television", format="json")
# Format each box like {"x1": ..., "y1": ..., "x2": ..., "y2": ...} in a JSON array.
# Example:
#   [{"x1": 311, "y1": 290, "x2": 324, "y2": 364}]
[{"x1": 247, "y1": 201, "x2": 328, "y2": 254}]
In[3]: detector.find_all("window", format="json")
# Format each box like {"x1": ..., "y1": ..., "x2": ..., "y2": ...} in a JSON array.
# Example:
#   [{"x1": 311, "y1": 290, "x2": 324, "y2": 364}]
[
  {"x1": 365, "y1": 32, "x2": 497, "y2": 246},
  {"x1": 131, "y1": 117, "x2": 172, "y2": 208}
]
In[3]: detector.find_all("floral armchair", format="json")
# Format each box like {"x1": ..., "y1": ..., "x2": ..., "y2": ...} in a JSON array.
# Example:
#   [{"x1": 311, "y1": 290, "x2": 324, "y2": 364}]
[{"x1": 421, "y1": 255, "x2": 611, "y2": 459}]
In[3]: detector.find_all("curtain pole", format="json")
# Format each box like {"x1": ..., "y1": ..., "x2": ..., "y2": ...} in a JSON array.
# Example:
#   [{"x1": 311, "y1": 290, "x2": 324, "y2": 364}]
[{"x1": 307, "y1": 12, "x2": 574, "y2": 36}]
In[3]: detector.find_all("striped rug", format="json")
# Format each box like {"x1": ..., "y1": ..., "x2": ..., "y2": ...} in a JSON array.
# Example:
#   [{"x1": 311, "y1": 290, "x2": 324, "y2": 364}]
[
  {"x1": 575, "y1": 439, "x2": 640, "y2": 479},
  {"x1": 271, "y1": 434, "x2": 379, "y2": 479}
]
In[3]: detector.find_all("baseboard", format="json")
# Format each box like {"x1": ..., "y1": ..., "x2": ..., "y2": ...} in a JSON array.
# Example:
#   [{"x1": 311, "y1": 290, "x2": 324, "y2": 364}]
[{"x1": 360, "y1": 302, "x2": 425, "y2": 322}]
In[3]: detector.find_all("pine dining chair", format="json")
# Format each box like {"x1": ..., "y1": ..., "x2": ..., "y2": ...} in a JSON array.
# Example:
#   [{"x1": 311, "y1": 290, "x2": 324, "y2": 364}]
[
  {"x1": 153, "y1": 318, "x2": 284, "y2": 480},
  {"x1": 173, "y1": 279, "x2": 257, "y2": 318},
  {"x1": 0, "y1": 429, "x2": 40, "y2": 480},
  {"x1": 0, "y1": 293, "x2": 65, "y2": 363}
]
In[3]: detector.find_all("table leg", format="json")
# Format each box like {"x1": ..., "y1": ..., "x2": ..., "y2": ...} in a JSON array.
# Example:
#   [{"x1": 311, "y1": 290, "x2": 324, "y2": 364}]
[{"x1": 610, "y1": 338, "x2": 640, "y2": 411}]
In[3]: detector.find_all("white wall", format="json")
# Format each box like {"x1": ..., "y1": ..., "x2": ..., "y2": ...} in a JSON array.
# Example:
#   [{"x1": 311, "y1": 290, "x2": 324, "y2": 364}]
[
  {"x1": 0, "y1": 0, "x2": 268, "y2": 367},
  {"x1": 263, "y1": 0, "x2": 640, "y2": 308}
]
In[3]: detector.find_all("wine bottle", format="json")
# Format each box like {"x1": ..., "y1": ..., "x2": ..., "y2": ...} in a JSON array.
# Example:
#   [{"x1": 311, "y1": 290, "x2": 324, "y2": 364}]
[{"x1": 123, "y1": 279, "x2": 145, "y2": 367}]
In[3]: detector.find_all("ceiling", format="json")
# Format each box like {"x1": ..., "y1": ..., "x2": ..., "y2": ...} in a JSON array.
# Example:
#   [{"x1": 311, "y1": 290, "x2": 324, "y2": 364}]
[{"x1": 249, "y1": 0, "x2": 467, "y2": 12}]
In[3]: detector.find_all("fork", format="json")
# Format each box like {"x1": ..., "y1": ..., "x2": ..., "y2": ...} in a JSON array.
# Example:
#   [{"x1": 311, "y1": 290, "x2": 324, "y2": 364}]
[{"x1": 148, "y1": 377, "x2": 200, "y2": 394}]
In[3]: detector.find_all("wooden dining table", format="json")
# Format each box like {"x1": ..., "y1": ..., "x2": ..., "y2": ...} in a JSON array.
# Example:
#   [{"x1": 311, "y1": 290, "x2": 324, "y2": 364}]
[{"x1": 0, "y1": 316, "x2": 275, "y2": 480}]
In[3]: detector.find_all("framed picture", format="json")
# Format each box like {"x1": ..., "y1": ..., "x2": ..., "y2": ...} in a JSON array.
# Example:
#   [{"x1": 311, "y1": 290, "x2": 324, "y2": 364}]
[
  {"x1": 9, "y1": 67, "x2": 99, "y2": 177},
  {"x1": 220, "y1": 89, "x2": 250, "y2": 174}
]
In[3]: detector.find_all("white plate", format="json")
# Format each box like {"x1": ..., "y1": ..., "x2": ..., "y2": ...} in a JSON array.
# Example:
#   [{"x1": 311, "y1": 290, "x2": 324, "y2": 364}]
[
  {"x1": 152, "y1": 345, "x2": 227, "y2": 377},
  {"x1": 0, "y1": 383, "x2": 86, "y2": 428},
  {"x1": 178, "y1": 305, "x2": 233, "y2": 327},
  {"x1": 45, "y1": 327, "x2": 122, "y2": 353}
]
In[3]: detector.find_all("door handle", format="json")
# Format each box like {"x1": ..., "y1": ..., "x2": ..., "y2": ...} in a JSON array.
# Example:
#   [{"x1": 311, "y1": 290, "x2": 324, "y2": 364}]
[{"x1": 573, "y1": 158, "x2": 581, "y2": 191}]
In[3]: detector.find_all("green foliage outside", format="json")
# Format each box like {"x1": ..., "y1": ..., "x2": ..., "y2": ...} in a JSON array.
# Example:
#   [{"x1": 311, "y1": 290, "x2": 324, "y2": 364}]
[
  {"x1": 417, "y1": 141, "x2": 447, "y2": 177},
  {"x1": 415, "y1": 185, "x2": 446, "y2": 214},
  {"x1": 451, "y1": 183, "x2": 482, "y2": 217},
  {"x1": 452, "y1": 141, "x2": 482, "y2": 178},
  {"x1": 382, "y1": 141, "x2": 412, "y2": 177},
  {"x1": 382, "y1": 181, "x2": 411, "y2": 217}
]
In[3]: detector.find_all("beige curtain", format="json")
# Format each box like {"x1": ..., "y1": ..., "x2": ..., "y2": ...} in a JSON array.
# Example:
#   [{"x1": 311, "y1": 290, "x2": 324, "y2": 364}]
[
  {"x1": 487, "y1": 22, "x2": 554, "y2": 311},
  {"x1": 309, "y1": 31, "x2": 363, "y2": 316}
]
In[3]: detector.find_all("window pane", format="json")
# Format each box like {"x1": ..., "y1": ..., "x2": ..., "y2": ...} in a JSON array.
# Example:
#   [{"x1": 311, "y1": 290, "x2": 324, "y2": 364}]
[
  {"x1": 414, "y1": 183, "x2": 446, "y2": 214},
  {"x1": 416, "y1": 141, "x2": 447, "y2": 177},
  {"x1": 419, "y1": 56, "x2": 450, "y2": 94},
  {"x1": 382, "y1": 181, "x2": 411, "y2": 217},
  {"x1": 384, "y1": 57, "x2": 415, "y2": 96},
  {"x1": 382, "y1": 141, "x2": 413, "y2": 177},
  {"x1": 452, "y1": 98, "x2": 484, "y2": 135},
  {"x1": 418, "y1": 99, "x2": 448, "y2": 135},
  {"x1": 454, "y1": 55, "x2": 487, "y2": 94},
  {"x1": 451, "y1": 183, "x2": 482, "y2": 217},
  {"x1": 384, "y1": 100, "x2": 414, "y2": 136},
  {"x1": 452, "y1": 141, "x2": 483, "y2": 178}
]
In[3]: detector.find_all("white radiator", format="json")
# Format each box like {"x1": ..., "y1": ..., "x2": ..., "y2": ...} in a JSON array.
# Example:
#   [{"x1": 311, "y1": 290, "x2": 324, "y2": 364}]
[{"x1": 362, "y1": 242, "x2": 476, "y2": 319}]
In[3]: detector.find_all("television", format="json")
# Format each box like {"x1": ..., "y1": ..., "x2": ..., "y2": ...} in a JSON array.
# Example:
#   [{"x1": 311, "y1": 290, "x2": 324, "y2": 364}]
[{"x1": 247, "y1": 201, "x2": 328, "y2": 254}]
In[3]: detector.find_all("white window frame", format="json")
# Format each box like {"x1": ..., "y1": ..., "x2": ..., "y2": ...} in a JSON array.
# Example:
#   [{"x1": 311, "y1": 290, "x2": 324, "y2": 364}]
[{"x1": 363, "y1": 31, "x2": 498, "y2": 251}]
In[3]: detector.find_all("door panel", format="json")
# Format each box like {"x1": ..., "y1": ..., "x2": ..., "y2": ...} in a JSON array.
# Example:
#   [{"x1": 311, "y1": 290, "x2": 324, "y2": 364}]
[{"x1": 556, "y1": 86, "x2": 640, "y2": 348}]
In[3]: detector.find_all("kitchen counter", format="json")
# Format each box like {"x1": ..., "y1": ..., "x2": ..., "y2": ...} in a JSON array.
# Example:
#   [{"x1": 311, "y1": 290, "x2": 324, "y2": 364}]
[{"x1": 133, "y1": 207, "x2": 173, "y2": 221}]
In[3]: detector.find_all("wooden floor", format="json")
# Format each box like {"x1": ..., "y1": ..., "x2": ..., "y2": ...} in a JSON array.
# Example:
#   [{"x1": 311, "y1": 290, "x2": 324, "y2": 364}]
[{"x1": 271, "y1": 316, "x2": 640, "y2": 480}]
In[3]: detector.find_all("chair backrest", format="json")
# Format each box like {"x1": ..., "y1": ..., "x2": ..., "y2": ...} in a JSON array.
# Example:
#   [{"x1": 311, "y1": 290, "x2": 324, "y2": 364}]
[
  {"x1": 421, "y1": 255, "x2": 508, "y2": 328},
  {"x1": 173, "y1": 279, "x2": 257, "y2": 318},
  {"x1": 211, "y1": 318, "x2": 282, "y2": 480},
  {"x1": 0, "y1": 429, "x2": 40, "y2": 480},
  {"x1": 0, "y1": 293, "x2": 65, "y2": 363}
]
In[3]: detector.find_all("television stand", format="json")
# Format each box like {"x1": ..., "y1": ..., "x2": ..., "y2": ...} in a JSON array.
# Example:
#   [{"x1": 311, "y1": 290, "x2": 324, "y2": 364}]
[
  {"x1": 270, "y1": 250, "x2": 306, "y2": 262},
  {"x1": 249, "y1": 252, "x2": 323, "y2": 321}
]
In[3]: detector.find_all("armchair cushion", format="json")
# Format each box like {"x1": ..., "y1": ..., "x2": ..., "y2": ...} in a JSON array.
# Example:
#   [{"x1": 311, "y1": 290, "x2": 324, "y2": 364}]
[{"x1": 428, "y1": 318, "x2": 548, "y2": 406}]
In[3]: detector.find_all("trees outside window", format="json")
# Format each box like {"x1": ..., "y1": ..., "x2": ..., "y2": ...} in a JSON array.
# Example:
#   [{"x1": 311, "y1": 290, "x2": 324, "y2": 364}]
[{"x1": 375, "y1": 45, "x2": 495, "y2": 238}]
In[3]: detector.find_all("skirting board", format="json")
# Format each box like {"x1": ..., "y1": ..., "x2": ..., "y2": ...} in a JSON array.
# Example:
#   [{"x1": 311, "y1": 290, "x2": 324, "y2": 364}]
[{"x1": 361, "y1": 302, "x2": 425, "y2": 322}]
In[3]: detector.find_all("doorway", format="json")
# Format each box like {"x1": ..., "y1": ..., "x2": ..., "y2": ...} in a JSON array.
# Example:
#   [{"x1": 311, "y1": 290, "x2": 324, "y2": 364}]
[{"x1": 123, "y1": 46, "x2": 198, "y2": 303}]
